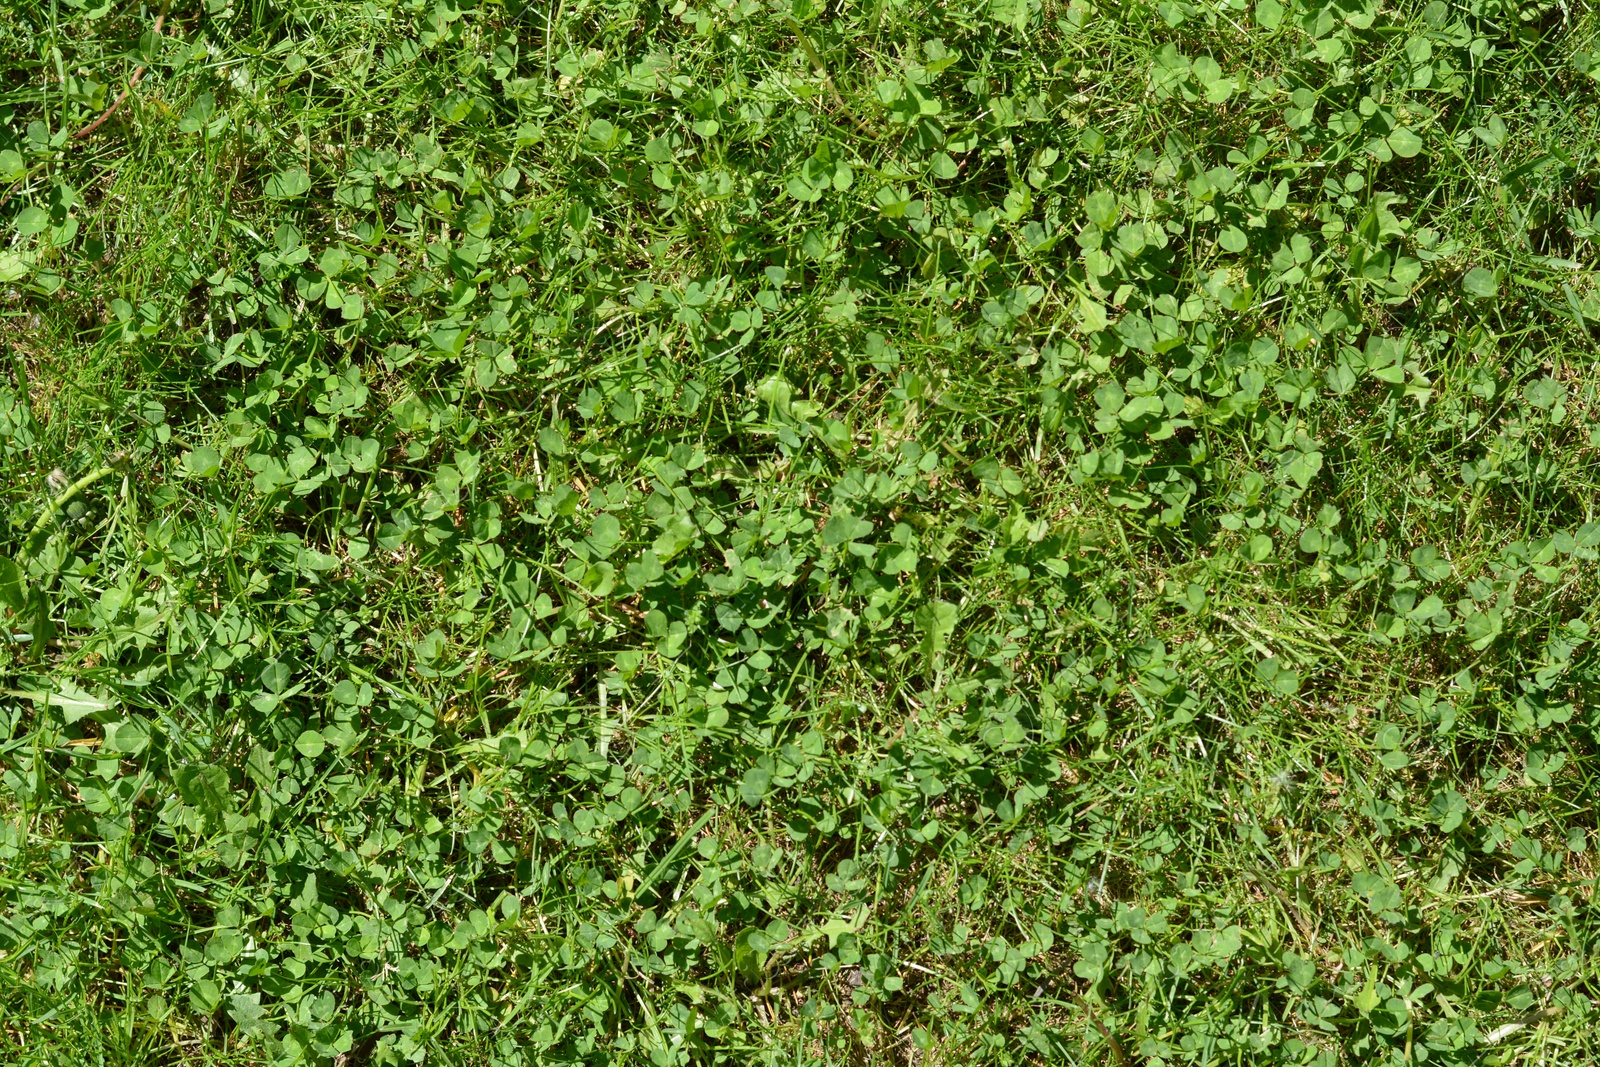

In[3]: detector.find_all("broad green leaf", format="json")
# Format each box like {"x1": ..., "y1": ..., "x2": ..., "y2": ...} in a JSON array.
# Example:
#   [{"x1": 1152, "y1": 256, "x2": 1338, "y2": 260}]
[
  {"x1": 538, "y1": 426, "x2": 566, "y2": 455},
  {"x1": 1242, "y1": 534, "x2": 1273, "y2": 562},
  {"x1": 205, "y1": 930, "x2": 245, "y2": 964},
  {"x1": 1085, "y1": 188, "x2": 1119, "y2": 230},
  {"x1": 1379, "y1": 749, "x2": 1410, "y2": 770},
  {"x1": 1387, "y1": 126, "x2": 1424, "y2": 158},
  {"x1": 1351, "y1": 871, "x2": 1402, "y2": 914},
  {"x1": 175, "y1": 764, "x2": 233, "y2": 817},
  {"x1": 1463, "y1": 609, "x2": 1502, "y2": 649},
  {"x1": 228, "y1": 992, "x2": 268, "y2": 1037},
  {"x1": 264, "y1": 167, "x2": 311, "y2": 199},
  {"x1": 295, "y1": 729, "x2": 327, "y2": 759},
  {"x1": 1282, "y1": 950, "x2": 1315, "y2": 991},
  {"x1": 0, "y1": 251, "x2": 30, "y2": 283},
  {"x1": 0, "y1": 556, "x2": 25, "y2": 613},
  {"x1": 586, "y1": 513, "x2": 623, "y2": 558},
  {"x1": 14, "y1": 206, "x2": 49, "y2": 236},
  {"x1": 1203, "y1": 76, "x2": 1236, "y2": 104},
  {"x1": 182, "y1": 446, "x2": 222, "y2": 478},
  {"x1": 821, "y1": 509, "x2": 871, "y2": 546},
  {"x1": 259, "y1": 659, "x2": 292, "y2": 693},
  {"x1": 583, "y1": 118, "x2": 618, "y2": 151},
  {"x1": 916, "y1": 599, "x2": 959, "y2": 659},
  {"x1": 1462, "y1": 267, "x2": 1498, "y2": 299},
  {"x1": 1429, "y1": 789, "x2": 1468, "y2": 832},
  {"x1": 8, "y1": 682, "x2": 115, "y2": 723}
]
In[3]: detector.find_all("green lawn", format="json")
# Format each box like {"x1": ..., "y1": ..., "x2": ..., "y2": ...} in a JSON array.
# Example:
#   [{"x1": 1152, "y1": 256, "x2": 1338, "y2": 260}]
[{"x1": 3, "y1": 0, "x2": 1600, "y2": 1063}]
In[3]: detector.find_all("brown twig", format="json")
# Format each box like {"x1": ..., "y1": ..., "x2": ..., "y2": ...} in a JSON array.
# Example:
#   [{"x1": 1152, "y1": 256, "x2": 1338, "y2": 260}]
[
  {"x1": 789, "y1": 19, "x2": 870, "y2": 136},
  {"x1": 73, "y1": 2, "x2": 171, "y2": 140},
  {"x1": 1079, "y1": 996, "x2": 1133, "y2": 1067}
]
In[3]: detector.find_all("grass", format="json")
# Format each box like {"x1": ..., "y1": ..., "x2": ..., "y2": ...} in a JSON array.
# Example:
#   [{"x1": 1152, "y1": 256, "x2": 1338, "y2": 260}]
[{"x1": 3, "y1": 0, "x2": 1600, "y2": 1063}]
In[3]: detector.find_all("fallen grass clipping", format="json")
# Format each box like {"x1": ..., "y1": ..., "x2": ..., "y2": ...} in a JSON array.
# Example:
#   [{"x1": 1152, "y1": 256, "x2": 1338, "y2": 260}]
[{"x1": 3, "y1": 0, "x2": 1600, "y2": 1063}]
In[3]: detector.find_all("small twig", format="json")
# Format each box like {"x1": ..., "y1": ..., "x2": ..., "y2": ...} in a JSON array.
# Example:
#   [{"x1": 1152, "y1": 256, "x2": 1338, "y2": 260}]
[
  {"x1": 789, "y1": 20, "x2": 869, "y2": 135},
  {"x1": 1078, "y1": 997, "x2": 1132, "y2": 1067},
  {"x1": 544, "y1": 0, "x2": 566, "y2": 88},
  {"x1": 1483, "y1": 1007, "x2": 1562, "y2": 1046},
  {"x1": 73, "y1": 2, "x2": 171, "y2": 140},
  {"x1": 1246, "y1": 867, "x2": 1319, "y2": 950}
]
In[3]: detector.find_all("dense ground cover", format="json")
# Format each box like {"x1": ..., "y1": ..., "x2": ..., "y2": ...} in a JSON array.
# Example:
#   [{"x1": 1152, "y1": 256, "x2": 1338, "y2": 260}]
[{"x1": 3, "y1": 0, "x2": 1600, "y2": 1063}]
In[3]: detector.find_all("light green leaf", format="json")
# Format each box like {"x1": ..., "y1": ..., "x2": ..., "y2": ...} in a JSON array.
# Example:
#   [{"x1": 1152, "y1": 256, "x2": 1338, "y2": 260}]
[
  {"x1": 583, "y1": 118, "x2": 619, "y2": 151},
  {"x1": 7, "y1": 682, "x2": 115, "y2": 724},
  {"x1": 14, "y1": 206, "x2": 49, "y2": 236},
  {"x1": 538, "y1": 426, "x2": 567, "y2": 455},
  {"x1": 264, "y1": 167, "x2": 312, "y2": 199},
  {"x1": 1077, "y1": 293, "x2": 1108, "y2": 331},
  {"x1": 1462, "y1": 267, "x2": 1498, "y2": 300},
  {"x1": 0, "y1": 251, "x2": 31, "y2": 283},
  {"x1": 916, "y1": 599, "x2": 960, "y2": 659},
  {"x1": 1085, "y1": 188, "x2": 1119, "y2": 230},
  {"x1": 1203, "y1": 76, "x2": 1236, "y2": 105},
  {"x1": 182, "y1": 446, "x2": 222, "y2": 478},
  {"x1": 295, "y1": 729, "x2": 327, "y2": 759},
  {"x1": 1463, "y1": 609, "x2": 1502, "y2": 649},
  {"x1": 0, "y1": 556, "x2": 25, "y2": 613},
  {"x1": 1242, "y1": 534, "x2": 1273, "y2": 562},
  {"x1": 586, "y1": 513, "x2": 623, "y2": 558},
  {"x1": 1387, "y1": 126, "x2": 1424, "y2": 158},
  {"x1": 822, "y1": 509, "x2": 872, "y2": 546}
]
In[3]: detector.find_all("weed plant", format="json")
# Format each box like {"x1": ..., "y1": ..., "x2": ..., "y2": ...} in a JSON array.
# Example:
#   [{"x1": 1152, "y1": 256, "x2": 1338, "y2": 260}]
[{"x1": 3, "y1": 0, "x2": 1600, "y2": 1063}]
